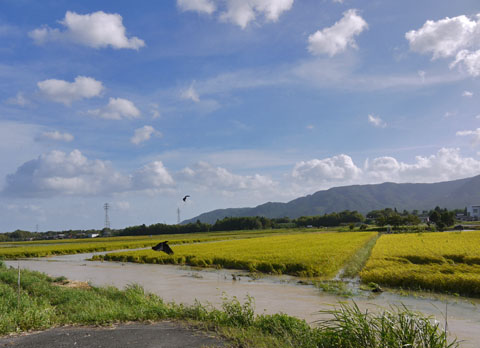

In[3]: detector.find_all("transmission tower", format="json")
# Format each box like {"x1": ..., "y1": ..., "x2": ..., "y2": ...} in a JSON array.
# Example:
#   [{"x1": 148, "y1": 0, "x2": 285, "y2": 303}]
[
  {"x1": 104, "y1": 203, "x2": 110, "y2": 229},
  {"x1": 177, "y1": 207, "x2": 181, "y2": 224}
]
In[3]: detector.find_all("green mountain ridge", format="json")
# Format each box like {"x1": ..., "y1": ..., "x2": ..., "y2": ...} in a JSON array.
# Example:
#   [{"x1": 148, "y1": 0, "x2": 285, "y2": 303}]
[{"x1": 182, "y1": 175, "x2": 480, "y2": 224}]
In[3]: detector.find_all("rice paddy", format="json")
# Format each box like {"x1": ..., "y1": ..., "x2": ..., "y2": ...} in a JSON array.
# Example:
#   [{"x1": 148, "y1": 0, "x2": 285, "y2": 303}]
[
  {"x1": 360, "y1": 231, "x2": 480, "y2": 296},
  {"x1": 0, "y1": 229, "x2": 304, "y2": 259},
  {"x1": 93, "y1": 231, "x2": 378, "y2": 277}
]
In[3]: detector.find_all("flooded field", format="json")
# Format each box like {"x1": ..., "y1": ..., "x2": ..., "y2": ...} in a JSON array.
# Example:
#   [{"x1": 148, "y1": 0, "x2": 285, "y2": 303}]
[{"x1": 5, "y1": 250, "x2": 480, "y2": 347}]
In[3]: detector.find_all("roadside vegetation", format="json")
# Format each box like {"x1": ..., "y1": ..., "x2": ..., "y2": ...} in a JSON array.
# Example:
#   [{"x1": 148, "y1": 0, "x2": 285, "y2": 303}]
[
  {"x1": 360, "y1": 231, "x2": 480, "y2": 296},
  {"x1": 0, "y1": 261, "x2": 457, "y2": 348},
  {"x1": 93, "y1": 232, "x2": 377, "y2": 278}
]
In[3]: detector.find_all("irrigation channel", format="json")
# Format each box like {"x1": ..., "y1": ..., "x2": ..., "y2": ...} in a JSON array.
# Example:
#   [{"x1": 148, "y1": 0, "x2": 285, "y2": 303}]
[{"x1": 6, "y1": 249, "x2": 480, "y2": 348}]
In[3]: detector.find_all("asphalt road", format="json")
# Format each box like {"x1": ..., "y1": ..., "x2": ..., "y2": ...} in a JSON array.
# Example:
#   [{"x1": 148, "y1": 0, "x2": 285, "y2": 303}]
[{"x1": 0, "y1": 322, "x2": 227, "y2": 348}]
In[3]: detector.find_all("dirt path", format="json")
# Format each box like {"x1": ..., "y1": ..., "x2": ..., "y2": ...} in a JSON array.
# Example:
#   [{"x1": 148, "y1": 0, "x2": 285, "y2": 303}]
[{"x1": 0, "y1": 322, "x2": 227, "y2": 348}]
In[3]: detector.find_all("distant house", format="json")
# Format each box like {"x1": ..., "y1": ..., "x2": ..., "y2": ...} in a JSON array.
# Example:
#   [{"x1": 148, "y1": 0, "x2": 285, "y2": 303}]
[
  {"x1": 467, "y1": 205, "x2": 480, "y2": 220},
  {"x1": 88, "y1": 233, "x2": 100, "y2": 238}
]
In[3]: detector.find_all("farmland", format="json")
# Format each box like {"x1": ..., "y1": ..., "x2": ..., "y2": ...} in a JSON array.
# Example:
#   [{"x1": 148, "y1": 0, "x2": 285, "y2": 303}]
[
  {"x1": 360, "y1": 231, "x2": 480, "y2": 296},
  {"x1": 93, "y1": 231, "x2": 378, "y2": 277},
  {"x1": 0, "y1": 229, "x2": 309, "y2": 259}
]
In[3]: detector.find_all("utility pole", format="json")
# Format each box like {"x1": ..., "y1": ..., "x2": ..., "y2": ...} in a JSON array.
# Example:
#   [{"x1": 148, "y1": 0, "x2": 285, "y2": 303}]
[
  {"x1": 104, "y1": 203, "x2": 110, "y2": 229},
  {"x1": 177, "y1": 207, "x2": 181, "y2": 224}
]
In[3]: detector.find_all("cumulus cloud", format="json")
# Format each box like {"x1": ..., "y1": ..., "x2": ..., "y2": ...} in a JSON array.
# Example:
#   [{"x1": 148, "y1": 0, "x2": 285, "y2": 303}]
[
  {"x1": 177, "y1": 0, "x2": 216, "y2": 14},
  {"x1": 88, "y1": 97, "x2": 140, "y2": 120},
  {"x1": 292, "y1": 154, "x2": 362, "y2": 185},
  {"x1": 406, "y1": 14, "x2": 480, "y2": 76},
  {"x1": 463, "y1": 90, "x2": 474, "y2": 97},
  {"x1": 308, "y1": 9, "x2": 368, "y2": 56},
  {"x1": 3, "y1": 150, "x2": 175, "y2": 198},
  {"x1": 364, "y1": 148, "x2": 480, "y2": 183},
  {"x1": 29, "y1": 11, "x2": 145, "y2": 50},
  {"x1": 179, "y1": 161, "x2": 275, "y2": 191},
  {"x1": 292, "y1": 148, "x2": 480, "y2": 189},
  {"x1": 3, "y1": 150, "x2": 128, "y2": 197},
  {"x1": 131, "y1": 125, "x2": 161, "y2": 145},
  {"x1": 368, "y1": 114, "x2": 386, "y2": 128},
  {"x1": 38, "y1": 76, "x2": 104, "y2": 105},
  {"x1": 178, "y1": 0, "x2": 293, "y2": 28},
  {"x1": 41, "y1": 131, "x2": 74, "y2": 142},
  {"x1": 131, "y1": 161, "x2": 175, "y2": 190}
]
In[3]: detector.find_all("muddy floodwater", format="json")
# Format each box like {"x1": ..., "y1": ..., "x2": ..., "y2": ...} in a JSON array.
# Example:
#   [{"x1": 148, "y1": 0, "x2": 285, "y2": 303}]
[{"x1": 6, "y1": 251, "x2": 480, "y2": 347}]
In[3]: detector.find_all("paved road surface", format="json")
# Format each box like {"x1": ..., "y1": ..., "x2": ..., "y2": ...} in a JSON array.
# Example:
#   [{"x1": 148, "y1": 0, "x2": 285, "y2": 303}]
[{"x1": 0, "y1": 322, "x2": 227, "y2": 348}]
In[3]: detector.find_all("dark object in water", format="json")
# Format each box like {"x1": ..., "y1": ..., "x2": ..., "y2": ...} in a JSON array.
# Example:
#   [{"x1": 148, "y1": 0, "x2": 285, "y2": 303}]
[
  {"x1": 182, "y1": 195, "x2": 190, "y2": 202},
  {"x1": 152, "y1": 241, "x2": 174, "y2": 255}
]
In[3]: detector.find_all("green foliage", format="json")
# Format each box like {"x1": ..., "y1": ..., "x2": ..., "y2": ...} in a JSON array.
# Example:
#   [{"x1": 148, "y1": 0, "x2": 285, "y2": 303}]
[
  {"x1": 317, "y1": 302, "x2": 457, "y2": 348},
  {"x1": 367, "y1": 208, "x2": 421, "y2": 227},
  {"x1": 0, "y1": 265, "x2": 457, "y2": 348}
]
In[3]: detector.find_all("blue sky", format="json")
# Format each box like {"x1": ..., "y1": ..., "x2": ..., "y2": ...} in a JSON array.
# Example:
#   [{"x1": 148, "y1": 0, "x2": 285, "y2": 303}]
[{"x1": 2, "y1": 0, "x2": 480, "y2": 231}]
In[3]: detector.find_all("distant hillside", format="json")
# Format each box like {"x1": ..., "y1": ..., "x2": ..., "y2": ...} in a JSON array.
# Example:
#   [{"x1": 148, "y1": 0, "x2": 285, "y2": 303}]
[{"x1": 183, "y1": 175, "x2": 480, "y2": 224}]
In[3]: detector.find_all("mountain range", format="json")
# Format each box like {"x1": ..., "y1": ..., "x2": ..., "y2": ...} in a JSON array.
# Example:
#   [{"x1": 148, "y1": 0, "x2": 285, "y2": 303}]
[{"x1": 183, "y1": 175, "x2": 480, "y2": 224}]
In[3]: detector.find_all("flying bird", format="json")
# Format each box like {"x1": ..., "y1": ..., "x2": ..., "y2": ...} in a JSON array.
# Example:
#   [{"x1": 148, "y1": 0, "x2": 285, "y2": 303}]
[
  {"x1": 182, "y1": 195, "x2": 190, "y2": 202},
  {"x1": 152, "y1": 241, "x2": 174, "y2": 255}
]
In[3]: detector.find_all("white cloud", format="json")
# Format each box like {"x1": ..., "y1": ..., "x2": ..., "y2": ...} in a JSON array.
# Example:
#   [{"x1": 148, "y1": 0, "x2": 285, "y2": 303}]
[
  {"x1": 456, "y1": 128, "x2": 480, "y2": 143},
  {"x1": 463, "y1": 90, "x2": 474, "y2": 97},
  {"x1": 177, "y1": 0, "x2": 216, "y2": 14},
  {"x1": 292, "y1": 154, "x2": 362, "y2": 186},
  {"x1": 3, "y1": 150, "x2": 176, "y2": 197},
  {"x1": 131, "y1": 161, "x2": 175, "y2": 190},
  {"x1": 29, "y1": 11, "x2": 145, "y2": 50},
  {"x1": 41, "y1": 131, "x2": 74, "y2": 142},
  {"x1": 444, "y1": 111, "x2": 457, "y2": 118},
  {"x1": 131, "y1": 125, "x2": 161, "y2": 145},
  {"x1": 365, "y1": 148, "x2": 480, "y2": 183},
  {"x1": 3, "y1": 150, "x2": 128, "y2": 197},
  {"x1": 220, "y1": 0, "x2": 294, "y2": 28},
  {"x1": 6, "y1": 92, "x2": 29, "y2": 107},
  {"x1": 308, "y1": 9, "x2": 368, "y2": 56},
  {"x1": 406, "y1": 14, "x2": 480, "y2": 76},
  {"x1": 181, "y1": 82, "x2": 201, "y2": 102},
  {"x1": 179, "y1": 161, "x2": 275, "y2": 191},
  {"x1": 38, "y1": 76, "x2": 104, "y2": 105},
  {"x1": 293, "y1": 148, "x2": 480, "y2": 189},
  {"x1": 178, "y1": 0, "x2": 293, "y2": 29},
  {"x1": 88, "y1": 97, "x2": 140, "y2": 120},
  {"x1": 450, "y1": 49, "x2": 480, "y2": 76},
  {"x1": 368, "y1": 114, "x2": 386, "y2": 128}
]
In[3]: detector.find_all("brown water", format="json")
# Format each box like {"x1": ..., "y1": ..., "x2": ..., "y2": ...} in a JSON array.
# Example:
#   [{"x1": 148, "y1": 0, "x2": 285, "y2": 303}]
[{"x1": 6, "y1": 252, "x2": 480, "y2": 347}]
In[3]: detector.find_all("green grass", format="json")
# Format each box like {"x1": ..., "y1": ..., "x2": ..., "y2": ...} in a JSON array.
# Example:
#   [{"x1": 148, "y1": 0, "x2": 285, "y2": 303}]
[{"x1": 0, "y1": 262, "x2": 458, "y2": 348}]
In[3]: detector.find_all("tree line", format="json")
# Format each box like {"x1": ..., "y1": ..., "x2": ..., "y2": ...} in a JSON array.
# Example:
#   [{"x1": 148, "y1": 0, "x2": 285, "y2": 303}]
[{"x1": 0, "y1": 207, "x2": 467, "y2": 241}]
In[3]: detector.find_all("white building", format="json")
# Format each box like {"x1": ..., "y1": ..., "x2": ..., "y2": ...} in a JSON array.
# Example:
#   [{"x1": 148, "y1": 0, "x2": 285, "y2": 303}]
[{"x1": 467, "y1": 205, "x2": 480, "y2": 219}]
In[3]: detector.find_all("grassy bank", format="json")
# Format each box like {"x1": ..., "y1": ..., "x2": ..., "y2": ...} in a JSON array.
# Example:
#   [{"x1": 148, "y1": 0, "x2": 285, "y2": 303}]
[{"x1": 0, "y1": 261, "x2": 457, "y2": 348}]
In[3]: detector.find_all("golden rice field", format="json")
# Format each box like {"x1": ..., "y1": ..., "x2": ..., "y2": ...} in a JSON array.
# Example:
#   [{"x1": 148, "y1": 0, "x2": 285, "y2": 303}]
[
  {"x1": 0, "y1": 229, "x2": 323, "y2": 259},
  {"x1": 360, "y1": 231, "x2": 480, "y2": 296},
  {"x1": 94, "y1": 231, "x2": 378, "y2": 278}
]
